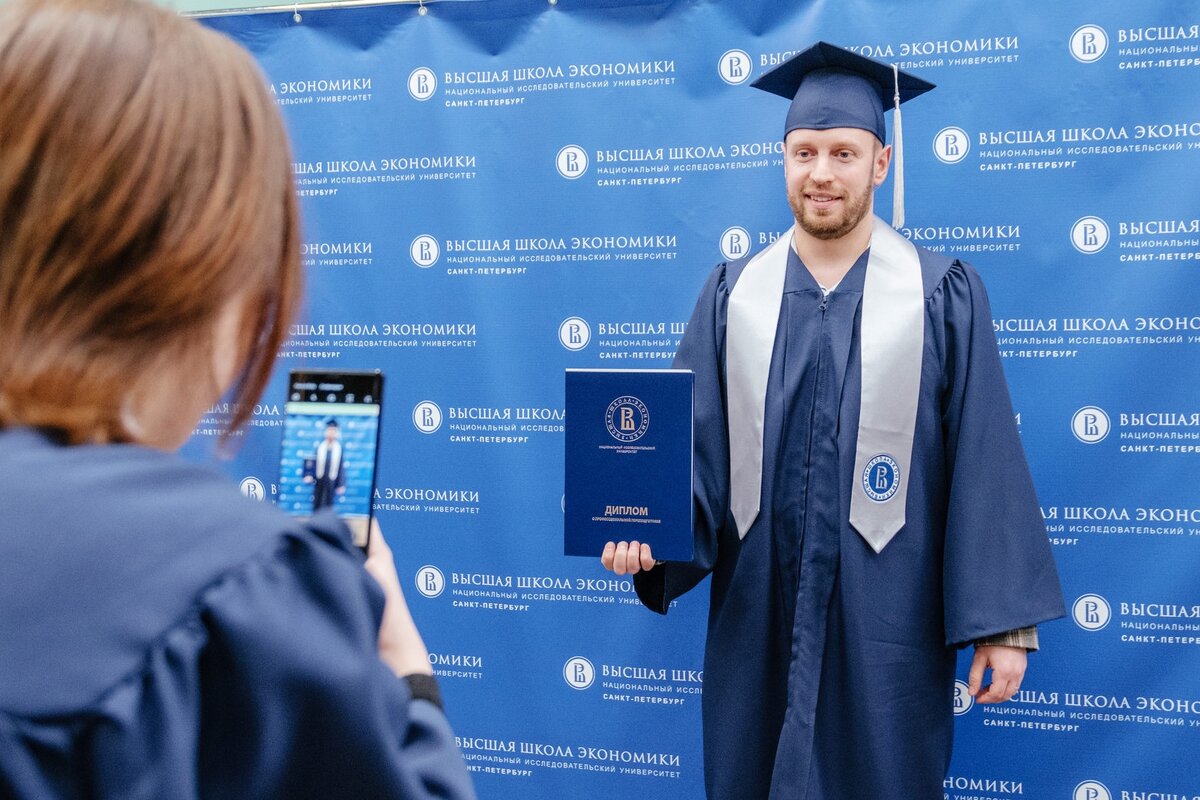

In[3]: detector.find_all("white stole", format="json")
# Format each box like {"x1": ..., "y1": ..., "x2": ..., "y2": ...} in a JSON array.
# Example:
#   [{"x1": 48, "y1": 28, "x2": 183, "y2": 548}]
[
  {"x1": 315, "y1": 441, "x2": 342, "y2": 480},
  {"x1": 725, "y1": 216, "x2": 923, "y2": 552}
]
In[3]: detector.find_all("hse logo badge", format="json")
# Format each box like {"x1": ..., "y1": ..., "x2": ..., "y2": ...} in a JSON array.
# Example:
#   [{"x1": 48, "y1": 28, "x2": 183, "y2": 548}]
[
  {"x1": 239, "y1": 477, "x2": 266, "y2": 502},
  {"x1": 606, "y1": 396, "x2": 650, "y2": 443},
  {"x1": 410, "y1": 234, "x2": 440, "y2": 268},
  {"x1": 563, "y1": 656, "x2": 595, "y2": 690},
  {"x1": 1071, "y1": 406, "x2": 1110, "y2": 444},
  {"x1": 718, "y1": 49, "x2": 753, "y2": 85},
  {"x1": 933, "y1": 127, "x2": 970, "y2": 164},
  {"x1": 719, "y1": 226, "x2": 752, "y2": 261},
  {"x1": 1072, "y1": 594, "x2": 1111, "y2": 632},
  {"x1": 952, "y1": 679, "x2": 973, "y2": 716},
  {"x1": 415, "y1": 566, "x2": 446, "y2": 598},
  {"x1": 1071, "y1": 217, "x2": 1109, "y2": 254},
  {"x1": 559, "y1": 317, "x2": 591, "y2": 351},
  {"x1": 413, "y1": 401, "x2": 443, "y2": 434},
  {"x1": 862, "y1": 454, "x2": 900, "y2": 502},
  {"x1": 556, "y1": 145, "x2": 589, "y2": 179},
  {"x1": 1069, "y1": 25, "x2": 1109, "y2": 64},
  {"x1": 1073, "y1": 780, "x2": 1112, "y2": 800},
  {"x1": 408, "y1": 67, "x2": 437, "y2": 101}
]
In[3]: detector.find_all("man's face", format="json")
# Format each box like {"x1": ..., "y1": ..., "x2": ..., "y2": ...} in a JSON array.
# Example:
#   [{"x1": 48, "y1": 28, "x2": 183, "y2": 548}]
[
  {"x1": 324, "y1": 425, "x2": 339, "y2": 444},
  {"x1": 784, "y1": 127, "x2": 890, "y2": 241}
]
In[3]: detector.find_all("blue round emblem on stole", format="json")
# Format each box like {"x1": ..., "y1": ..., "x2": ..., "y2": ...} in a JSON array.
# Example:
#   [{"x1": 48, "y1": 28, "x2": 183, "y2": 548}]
[{"x1": 862, "y1": 454, "x2": 900, "y2": 502}]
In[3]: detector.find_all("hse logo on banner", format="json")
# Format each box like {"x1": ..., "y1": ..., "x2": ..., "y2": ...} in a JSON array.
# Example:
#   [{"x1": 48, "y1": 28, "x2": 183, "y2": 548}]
[
  {"x1": 563, "y1": 657, "x2": 596, "y2": 690},
  {"x1": 239, "y1": 477, "x2": 267, "y2": 502},
  {"x1": 556, "y1": 145, "x2": 589, "y2": 179},
  {"x1": 409, "y1": 400, "x2": 563, "y2": 444},
  {"x1": 933, "y1": 127, "x2": 971, "y2": 164},
  {"x1": 1070, "y1": 25, "x2": 1109, "y2": 63},
  {"x1": 1073, "y1": 780, "x2": 1112, "y2": 800},
  {"x1": 717, "y1": 49, "x2": 753, "y2": 85},
  {"x1": 559, "y1": 317, "x2": 591, "y2": 351},
  {"x1": 720, "y1": 226, "x2": 753, "y2": 261},
  {"x1": 413, "y1": 401, "x2": 444, "y2": 434},
  {"x1": 415, "y1": 565, "x2": 446, "y2": 598},
  {"x1": 1072, "y1": 594, "x2": 1112, "y2": 631},
  {"x1": 953, "y1": 680, "x2": 974, "y2": 716},
  {"x1": 410, "y1": 234, "x2": 440, "y2": 268},
  {"x1": 1071, "y1": 216, "x2": 1110, "y2": 254},
  {"x1": 1071, "y1": 406, "x2": 1111, "y2": 443},
  {"x1": 408, "y1": 67, "x2": 437, "y2": 101}
]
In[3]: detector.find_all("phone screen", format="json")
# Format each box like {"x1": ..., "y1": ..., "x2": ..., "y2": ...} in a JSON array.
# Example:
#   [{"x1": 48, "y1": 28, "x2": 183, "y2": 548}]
[{"x1": 278, "y1": 370, "x2": 383, "y2": 549}]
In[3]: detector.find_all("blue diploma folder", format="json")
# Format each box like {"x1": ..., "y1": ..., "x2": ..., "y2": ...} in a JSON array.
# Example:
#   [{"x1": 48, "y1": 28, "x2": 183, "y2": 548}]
[{"x1": 564, "y1": 369, "x2": 694, "y2": 561}]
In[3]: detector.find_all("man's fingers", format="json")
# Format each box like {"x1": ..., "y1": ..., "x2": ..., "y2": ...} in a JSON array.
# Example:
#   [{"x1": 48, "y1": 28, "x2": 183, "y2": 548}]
[
  {"x1": 625, "y1": 541, "x2": 642, "y2": 574},
  {"x1": 601, "y1": 542, "x2": 616, "y2": 571},
  {"x1": 601, "y1": 541, "x2": 658, "y2": 576},
  {"x1": 612, "y1": 541, "x2": 630, "y2": 575},
  {"x1": 639, "y1": 543, "x2": 656, "y2": 572},
  {"x1": 967, "y1": 649, "x2": 987, "y2": 697},
  {"x1": 976, "y1": 677, "x2": 1012, "y2": 704}
]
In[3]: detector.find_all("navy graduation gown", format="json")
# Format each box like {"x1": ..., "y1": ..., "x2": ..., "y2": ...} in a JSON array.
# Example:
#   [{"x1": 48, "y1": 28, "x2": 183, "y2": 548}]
[
  {"x1": 636, "y1": 245, "x2": 1065, "y2": 800},
  {"x1": 0, "y1": 428, "x2": 474, "y2": 800}
]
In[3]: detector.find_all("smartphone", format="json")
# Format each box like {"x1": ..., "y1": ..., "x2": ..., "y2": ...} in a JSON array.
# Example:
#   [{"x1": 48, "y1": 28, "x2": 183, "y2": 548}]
[{"x1": 278, "y1": 369, "x2": 383, "y2": 550}]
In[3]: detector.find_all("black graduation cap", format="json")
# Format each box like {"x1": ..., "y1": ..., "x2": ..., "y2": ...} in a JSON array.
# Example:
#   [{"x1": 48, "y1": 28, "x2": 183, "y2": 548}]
[
  {"x1": 751, "y1": 41, "x2": 935, "y2": 227},
  {"x1": 751, "y1": 41, "x2": 935, "y2": 142}
]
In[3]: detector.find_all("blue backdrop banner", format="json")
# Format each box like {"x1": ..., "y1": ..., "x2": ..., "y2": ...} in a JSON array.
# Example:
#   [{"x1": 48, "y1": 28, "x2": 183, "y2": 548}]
[{"x1": 191, "y1": 2, "x2": 1200, "y2": 798}]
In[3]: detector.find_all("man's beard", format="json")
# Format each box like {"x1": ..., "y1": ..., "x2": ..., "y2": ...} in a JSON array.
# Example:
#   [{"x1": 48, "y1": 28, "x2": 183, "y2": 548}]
[{"x1": 789, "y1": 180, "x2": 873, "y2": 241}]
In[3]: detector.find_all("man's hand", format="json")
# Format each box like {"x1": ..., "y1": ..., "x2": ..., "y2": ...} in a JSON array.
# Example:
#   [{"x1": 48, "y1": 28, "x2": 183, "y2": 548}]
[
  {"x1": 601, "y1": 541, "x2": 656, "y2": 576},
  {"x1": 968, "y1": 644, "x2": 1027, "y2": 704}
]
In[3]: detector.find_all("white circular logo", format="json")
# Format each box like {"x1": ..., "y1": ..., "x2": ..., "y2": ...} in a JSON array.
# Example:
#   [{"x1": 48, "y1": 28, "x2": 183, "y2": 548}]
[
  {"x1": 558, "y1": 317, "x2": 591, "y2": 351},
  {"x1": 717, "y1": 49, "x2": 753, "y2": 85},
  {"x1": 719, "y1": 226, "x2": 752, "y2": 262},
  {"x1": 1071, "y1": 406, "x2": 1110, "y2": 444},
  {"x1": 1071, "y1": 216, "x2": 1109, "y2": 254},
  {"x1": 952, "y1": 679, "x2": 974, "y2": 716},
  {"x1": 239, "y1": 477, "x2": 266, "y2": 502},
  {"x1": 1070, "y1": 25, "x2": 1109, "y2": 64},
  {"x1": 605, "y1": 396, "x2": 650, "y2": 443},
  {"x1": 415, "y1": 565, "x2": 446, "y2": 598},
  {"x1": 563, "y1": 656, "x2": 595, "y2": 690},
  {"x1": 1073, "y1": 780, "x2": 1112, "y2": 800},
  {"x1": 1072, "y1": 594, "x2": 1112, "y2": 631},
  {"x1": 556, "y1": 145, "x2": 589, "y2": 179},
  {"x1": 933, "y1": 127, "x2": 971, "y2": 165},
  {"x1": 410, "y1": 234, "x2": 440, "y2": 268},
  {"x1": 413, "y1": 401, "x2": 443, "y2": 434},
  {"x1": 407, "y1": 67, "x2": 437, "y2": 101},
  {"x1": 862, "y1": 454, "x2": 900, "y2": 502}
]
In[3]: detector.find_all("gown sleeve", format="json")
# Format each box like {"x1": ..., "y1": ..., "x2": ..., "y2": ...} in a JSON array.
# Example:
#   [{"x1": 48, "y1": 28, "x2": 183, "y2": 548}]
[
  {"x1": 635, "y1": 263, "x2": 731, "y2": 613},
  {"x1": 76, "y1": 516, "x2": 476, "y2": 800},
  {"x1": 936, "y1": 261, "x2": 1066, "y2": 645}
]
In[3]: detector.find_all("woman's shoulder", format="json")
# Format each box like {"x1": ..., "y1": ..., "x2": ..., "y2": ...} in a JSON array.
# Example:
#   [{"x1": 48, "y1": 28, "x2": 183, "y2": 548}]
[{"x1": 0, "y1": 428, "x2": 364, "y2": 718}]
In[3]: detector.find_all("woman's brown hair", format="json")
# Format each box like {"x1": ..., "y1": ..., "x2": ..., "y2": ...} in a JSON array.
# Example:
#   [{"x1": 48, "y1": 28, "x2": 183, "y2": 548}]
[{"x1": 0, "y1": 0, "x2": 300, "y2": 443}]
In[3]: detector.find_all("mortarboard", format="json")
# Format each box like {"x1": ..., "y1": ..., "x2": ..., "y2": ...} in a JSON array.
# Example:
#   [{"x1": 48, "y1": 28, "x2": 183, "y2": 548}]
[{"x1": 751, "y1": 41, "x2": 935, "y2": 227}]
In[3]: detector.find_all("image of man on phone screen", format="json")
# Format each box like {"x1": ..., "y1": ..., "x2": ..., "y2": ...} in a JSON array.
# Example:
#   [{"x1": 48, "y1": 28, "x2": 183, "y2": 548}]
[{"x1": 307, "y1": 419, "x2": 346, "y2": 512}]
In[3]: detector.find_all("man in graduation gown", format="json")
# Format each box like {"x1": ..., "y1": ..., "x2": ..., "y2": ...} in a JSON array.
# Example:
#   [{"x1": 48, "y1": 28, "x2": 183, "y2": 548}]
[
  {"x1": 310, "y1": 418, "x2": 347, "y2": 511},
  {"x1": 601, "y1": 43, "x2": 1065, "y2": 800}
]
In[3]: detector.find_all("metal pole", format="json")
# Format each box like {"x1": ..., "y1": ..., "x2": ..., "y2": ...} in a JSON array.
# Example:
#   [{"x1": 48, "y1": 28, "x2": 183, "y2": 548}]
[{"x1": 184, "y1": 0, "x2": 422, "y2": 19}]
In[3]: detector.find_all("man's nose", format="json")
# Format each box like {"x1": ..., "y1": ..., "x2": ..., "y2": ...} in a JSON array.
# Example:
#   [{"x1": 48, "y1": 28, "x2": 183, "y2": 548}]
[{"x1": 809, "y1": 154, "x2": 834, "y2": 182}]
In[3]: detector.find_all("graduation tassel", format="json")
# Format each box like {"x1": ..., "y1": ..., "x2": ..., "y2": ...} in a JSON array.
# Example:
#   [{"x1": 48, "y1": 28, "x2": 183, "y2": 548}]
[{"x1": 891, "y1": 63, "x2": 905, "y2": 230}]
